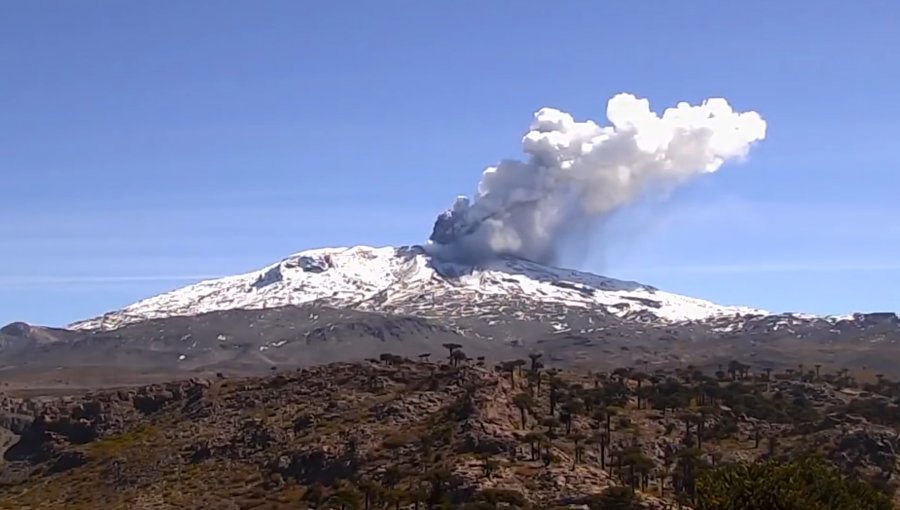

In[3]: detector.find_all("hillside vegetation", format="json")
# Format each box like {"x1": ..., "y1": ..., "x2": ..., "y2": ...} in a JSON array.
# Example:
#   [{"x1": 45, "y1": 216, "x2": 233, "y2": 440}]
[{"x1": 1, "y1": 350, "x2": 898, "y2": 509}]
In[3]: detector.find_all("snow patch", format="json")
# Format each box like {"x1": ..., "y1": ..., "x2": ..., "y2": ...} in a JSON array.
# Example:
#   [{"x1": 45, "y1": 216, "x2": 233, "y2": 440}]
[{"x1": 70, "y1": 245, "x2": 767, "y2": 331}]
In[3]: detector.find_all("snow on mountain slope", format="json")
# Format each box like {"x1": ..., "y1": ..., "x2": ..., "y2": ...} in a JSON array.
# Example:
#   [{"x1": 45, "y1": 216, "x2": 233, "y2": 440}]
[{"x1": 70, "y1": 245, "x2": 765, "y2": 331}]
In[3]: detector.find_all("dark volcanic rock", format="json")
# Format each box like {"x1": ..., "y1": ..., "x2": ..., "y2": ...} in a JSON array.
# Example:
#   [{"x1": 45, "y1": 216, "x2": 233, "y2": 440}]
[
  {"x1": 0, "y1": 322, "x2": 31, "y2": 337},
  {"x1": 3, "y1": 300, "x2": 900, "y2": 392}
]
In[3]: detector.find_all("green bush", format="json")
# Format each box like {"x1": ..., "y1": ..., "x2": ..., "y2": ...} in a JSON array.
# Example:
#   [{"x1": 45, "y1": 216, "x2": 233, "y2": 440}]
[
  {"x1": 585, "y1": 486, "x2": 641, "y2": 510},
  {"x1": 835, "y1": 398, "x2": 900, "y2": 426},
  {"x1": 695, "y1": 456, "x2": 894, "y2": 510}
]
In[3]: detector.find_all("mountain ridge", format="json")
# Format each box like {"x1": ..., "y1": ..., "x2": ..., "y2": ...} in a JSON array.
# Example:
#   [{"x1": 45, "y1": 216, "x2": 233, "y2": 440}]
[
  {"x1": 70, "y1": 244, "x2": 766, "y2": 332},
  {"x1": 4, "y1": 244, "x2": 899, "y2": 389}
]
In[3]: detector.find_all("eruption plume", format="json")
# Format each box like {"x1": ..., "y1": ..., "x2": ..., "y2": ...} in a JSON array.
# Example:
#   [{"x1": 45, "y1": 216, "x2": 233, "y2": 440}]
[{"x1": 428, "y1": 93, "x2": 766, "y2": 264}]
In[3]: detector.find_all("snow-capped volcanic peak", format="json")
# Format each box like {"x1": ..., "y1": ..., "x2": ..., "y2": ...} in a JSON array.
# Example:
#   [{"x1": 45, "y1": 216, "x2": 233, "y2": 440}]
[{"x1": 70, "y1": 246, "x2": 764, "y2": 331}]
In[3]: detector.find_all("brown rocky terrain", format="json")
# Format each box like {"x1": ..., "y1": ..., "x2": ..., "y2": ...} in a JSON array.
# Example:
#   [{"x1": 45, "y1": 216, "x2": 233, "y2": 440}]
[{"x1": 1, "y1": 353, "x2": 899, "y2": 509}]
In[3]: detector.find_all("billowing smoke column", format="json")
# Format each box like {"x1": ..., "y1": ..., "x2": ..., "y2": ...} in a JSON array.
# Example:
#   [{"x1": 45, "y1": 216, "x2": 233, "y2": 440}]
[{"x1": 428, "y1": 93, "x2": 766, "y2": 264}]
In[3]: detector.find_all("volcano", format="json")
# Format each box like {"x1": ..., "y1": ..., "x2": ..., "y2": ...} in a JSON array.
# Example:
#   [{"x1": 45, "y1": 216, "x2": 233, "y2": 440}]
[
  {"x1": 70, "y1": 245, "x2": 763, "y2": 331},
  {"x1": 2, "y1": 246, "x2": 899, "y2": 389}
]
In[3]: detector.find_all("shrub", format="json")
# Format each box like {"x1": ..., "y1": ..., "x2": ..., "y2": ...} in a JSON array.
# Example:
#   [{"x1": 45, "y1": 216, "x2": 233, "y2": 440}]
[
  {"x1": 476, "y1": 488, "x2": 527, "y2": 507},
  {"x1": 695, "y1": 456, "x2": 894, "y2": 510},
  {"x1": 585, "y1": 486, "x2": 640, "y2": 510}
]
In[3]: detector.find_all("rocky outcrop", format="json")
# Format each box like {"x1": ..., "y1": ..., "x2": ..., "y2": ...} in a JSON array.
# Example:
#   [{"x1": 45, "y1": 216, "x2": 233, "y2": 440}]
[
  {"x1": 832, "y1": 428, "x2": 898, "y2": 474},
  {"x1": 0, "y1": 359, "x2": 896, "y2": 508}
]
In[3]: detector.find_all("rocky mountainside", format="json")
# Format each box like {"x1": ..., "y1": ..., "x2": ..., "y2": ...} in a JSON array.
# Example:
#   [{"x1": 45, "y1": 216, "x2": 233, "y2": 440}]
[
  {"x1": 4, "y1": 302, "x2": 900, "y2": 391},
  {"x1": 0, "y1": 306, "x2": 478, "y2": 389},
  {"x1": 0, "y1": 358, "x2": 897, "y2": 509}
]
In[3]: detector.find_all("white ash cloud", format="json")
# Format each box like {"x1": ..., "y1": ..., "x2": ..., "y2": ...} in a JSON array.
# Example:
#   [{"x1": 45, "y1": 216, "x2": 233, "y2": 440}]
[{"x1": 428, "y1": 93, "x2": 766, "y2": 264}]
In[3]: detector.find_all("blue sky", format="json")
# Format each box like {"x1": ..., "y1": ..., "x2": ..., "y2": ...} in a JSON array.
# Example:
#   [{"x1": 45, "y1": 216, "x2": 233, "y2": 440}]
[{"x1": 2, "y1": 1, "x2": 899, "y2": 326}]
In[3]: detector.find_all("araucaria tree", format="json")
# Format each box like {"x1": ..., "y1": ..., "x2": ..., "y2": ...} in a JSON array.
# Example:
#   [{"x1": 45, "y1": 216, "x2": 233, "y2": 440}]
[
  {"x1": 513, "y1": 392, "x2": 535, "y2": 429},
  {"x1": 442, "y1": 343, "x2": 462, "y2": 365}
]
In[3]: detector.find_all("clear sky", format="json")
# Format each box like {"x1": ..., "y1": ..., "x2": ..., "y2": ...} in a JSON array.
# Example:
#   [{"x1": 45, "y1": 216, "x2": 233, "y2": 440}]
[{"x1": 2, "y1": 1, "x2": 899, "y2": 327}]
